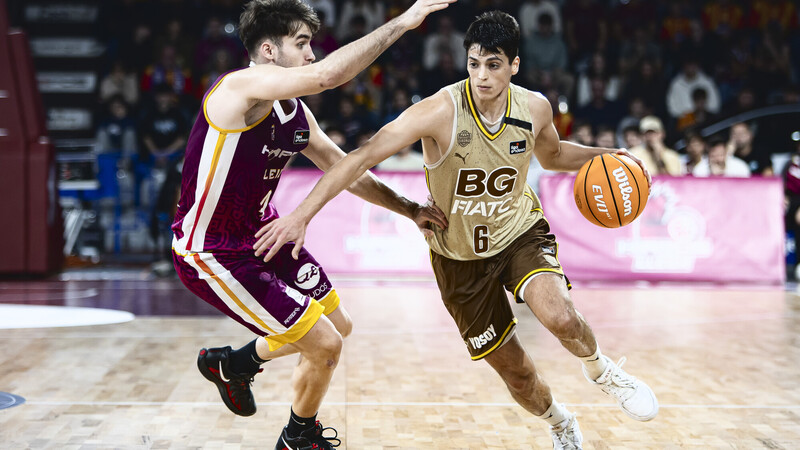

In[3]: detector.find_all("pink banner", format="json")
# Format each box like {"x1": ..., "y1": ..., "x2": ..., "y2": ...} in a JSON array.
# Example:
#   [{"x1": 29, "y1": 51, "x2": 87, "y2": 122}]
[
  {"x1": 274, "y1": 170, "x2": 785, "y2": 283},
  {"x1": 539, "y1": 174, "x2": 785, "y2": 284},
  {"x1": 272, "y1": 170, "x2": 435, "y2": 275}
]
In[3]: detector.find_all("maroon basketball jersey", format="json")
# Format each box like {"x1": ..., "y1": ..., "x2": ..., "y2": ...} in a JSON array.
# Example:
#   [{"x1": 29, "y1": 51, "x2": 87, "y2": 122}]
[{"x1": 172, "y1": 70, "x2": 311, "y2": 254}]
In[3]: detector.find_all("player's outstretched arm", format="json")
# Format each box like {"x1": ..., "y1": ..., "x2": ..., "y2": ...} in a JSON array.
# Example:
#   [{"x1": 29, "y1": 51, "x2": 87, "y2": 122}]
[
  {"x1": 530, "y1": 92, "x2": 652, "y2": 186},
  {"x1": 300, "y1": 106, "x2": 447, "y2": 233},
  {"x1": 254, "y1": 95, "x2": 450, "y2": 262},
  {"x1": 231, "y1": 0, "x2": 456, "y2": 103}
]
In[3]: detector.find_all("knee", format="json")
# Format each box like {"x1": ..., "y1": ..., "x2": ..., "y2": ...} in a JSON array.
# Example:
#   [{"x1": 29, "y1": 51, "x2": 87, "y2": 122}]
[
  {"x1": 543, "y1": 306, "x2": 583, "y2": 340},
  {"x1": 314, "y1": 330, "x2": 343, "y2": 367}
]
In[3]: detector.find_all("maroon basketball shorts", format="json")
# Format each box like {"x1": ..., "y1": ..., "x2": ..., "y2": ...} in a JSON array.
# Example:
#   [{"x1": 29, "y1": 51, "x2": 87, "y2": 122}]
[
  {"x1": 173, "y1": 244, "x2": 339, "y2": 351},
  {"x1": 430, "y1": 219, "x2": 571, "y2": 360}
]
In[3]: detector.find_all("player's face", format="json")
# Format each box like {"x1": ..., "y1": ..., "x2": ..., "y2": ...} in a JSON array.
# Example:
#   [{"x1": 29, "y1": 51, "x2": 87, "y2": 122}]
[
  {"x1": 274, "y1": 24, "x2": 316, "y2": 68},
  {"x1": 466, "y1": 44, "x2": 519, "y2": 101}
]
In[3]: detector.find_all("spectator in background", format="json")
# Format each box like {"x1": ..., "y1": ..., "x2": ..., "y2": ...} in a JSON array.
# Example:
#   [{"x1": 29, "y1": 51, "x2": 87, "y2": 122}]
[
  {"x1": 139, "y1": 84, "x2": 188, "y2": 169},
  {"x1": 310, "y1": 10, "x2": 339, "y2": 59},
  {"x1": 595, "y1": 126, "x2": 615, "y2": 149},
  {"x1": 783, "y1": 139, "x2": 800, "y2": 279},
  {"x1": 682, "y1": 130, "x2": 707, "y2": 175},
  {"x1": 141, "y1": 44, "x2": 194, "y2": 98},
  {"x1": 693, "y1": 136, "x2": 750, "y2": 177},
  {"x1": 121, "y1": 23, "x2": 154, "y2": 75},
  {"x1": 420, "y1": 48, "x2": 462, "y2": 97},
  {"x1": 563, "y1": 0, "x2": 608, "y2": 68},
  {"x1": 382, "y1": 86, "x2": 411, "y2": 126},
  {"x1": 618, "y1": 26, "x2": 662, "y2": 81},
  {"x1": 752, "y1": 25, "x2": 793, "y2": 100},
  {"x1": 702, "y1": 0, "x2": 744, "y2": 40},
  {"x1": 304, "y1": 0, "x2": 336, "y2": 28},
  {"x1": 616, "y1": 97, "x2": 649, "y2": 148},
  {"x1": 574, "y1": 76, "x2": 625, "y2": 131},
  {"x1": 423, "y1": 16, "x2": 466, "y2": 73},
  {"x1": 544, "y1": 88, "x2": 573, "y2": 139},
  {"x1": 666, "y1": 55, "x2": 721, "y2": 119},
  {"x1": 523, "y1": 13, "x2": 573, "y2": 95},
  {"x1": 339, "y1": 14, "x2": 368, "y2": 46},
  {"x1": 197, "y1": 48, "x2": 236, "y2": 97},
  {"x1": 194, "y1": 17, "x2": 244, "y2": 74},
  {"x1": 748, "y1": 0, "x2": 798, "y2": 33},
  {"x1": 100, "y1": 60, "x2": 139, "y2": 106},
  {"x1": 337, "y1": 0, "x2": 385, "y2": 41},
  {"x1": 722, "y1": 84, "x2": 758, "y2": 118},
  {"x1": 518, "y1": 0, "x2": 562, "y2": 37},
  {"x1": 629, "y1": 116, "x2": 682, "y2": 176},
  {"x1": 153, "y1": 18, "x2": 194, "y2": 70},
  {"x1": 576, "y1": 52, "x2": 620, "y2": 108},
  {"x1": 96, "y1": 95, "x2": 137, "y2": 161},
  {"x1": 622, "y1": 59, "x2": 666, "y2": 117},
  {"x1": 377, "y1": 144, "x2": 425, "y2": 171},
  {"x1": 676, "y1": 87, "x2": 716, "y2": 133},
  {"x1": 622, "y1": 124, "x2": 643, "y2": 150},
  {"x1": 570, "y1": 120, "x2": 594, "y2": 146},
  {"x1": 336, "y1": 95, "x2": 373, "y2": 151},
  {"x1": 728, "y1": 122, "x2": 773, "y2": 176}
]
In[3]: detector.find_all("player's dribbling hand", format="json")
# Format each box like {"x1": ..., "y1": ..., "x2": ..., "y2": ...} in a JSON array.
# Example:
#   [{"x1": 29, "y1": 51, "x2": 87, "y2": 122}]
[
  {"x1": 413, "y1": 195, "x2": 449, "y2": 237},
  {"x1": 399, "y1": 0, "x2": 457, "y2": 30},
  {"x1": 253, "y1": 213, "x2": 307, "y2": 262},
  {"x1": 615, "y1": 149, "x2": 652, "y2": 189}
]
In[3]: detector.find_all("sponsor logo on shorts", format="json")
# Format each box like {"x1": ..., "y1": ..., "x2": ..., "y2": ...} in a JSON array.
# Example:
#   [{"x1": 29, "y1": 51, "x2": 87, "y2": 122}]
[
  {"x1": 467, "y1": 324, "x2": 497, "y2": 350},
  {"x1": 296, "y1": 263, "x2": 321, "y2": 290},
  {"x1": 285, "y1": 307, "x2": 301, "y2": 324},
  {"x1": 509, "y1": 140, "x2": 526, "y2": 154},
  {"x1": 311, "y1": 282, "x2": 329, "y2": 299},
  {"x1": 541, "y1": 246, "x2": 555, "y2": 255}
]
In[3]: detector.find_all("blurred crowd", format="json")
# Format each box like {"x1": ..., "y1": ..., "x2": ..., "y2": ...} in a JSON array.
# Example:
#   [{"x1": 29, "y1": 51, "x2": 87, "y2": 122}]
[{"x1": 84, "y1": 0, "x2": 800, "y2": 268}]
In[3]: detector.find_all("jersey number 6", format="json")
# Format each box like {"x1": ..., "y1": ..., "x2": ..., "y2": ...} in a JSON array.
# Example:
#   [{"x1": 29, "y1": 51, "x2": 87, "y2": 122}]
[{"x1": 473, "y1": 225, "x2": 489, "y2": 254}]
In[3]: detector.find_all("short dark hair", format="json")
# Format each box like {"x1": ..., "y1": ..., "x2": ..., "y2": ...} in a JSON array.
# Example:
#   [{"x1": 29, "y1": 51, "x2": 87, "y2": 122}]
[
  {"x1": 239, "y1": 0, "x2": 320, "y2": 57},
  {"x1": 463, "y1": 10, "x2": 520, "y2": 62},
  {"x1": 707, "y1": 136, "x2": 726, "y2": 149}
]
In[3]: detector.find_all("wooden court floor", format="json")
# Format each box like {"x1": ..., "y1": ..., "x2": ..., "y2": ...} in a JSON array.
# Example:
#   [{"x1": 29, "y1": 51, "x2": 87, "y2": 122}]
[{"x1": 1, "y1": 275, "x2": 799, "y2": 449}]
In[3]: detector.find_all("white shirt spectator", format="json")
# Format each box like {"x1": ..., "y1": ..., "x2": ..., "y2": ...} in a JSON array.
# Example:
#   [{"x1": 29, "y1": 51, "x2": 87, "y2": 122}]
[
  {"x1": 692, "y1": 156, "x2": 751, "y2": 177},
  {"x1": 377, "y1": 148, "x2": 425, "y2": 171},
  {"x1": 666, "y1": 62, "x2": 720, "y2": 118}
]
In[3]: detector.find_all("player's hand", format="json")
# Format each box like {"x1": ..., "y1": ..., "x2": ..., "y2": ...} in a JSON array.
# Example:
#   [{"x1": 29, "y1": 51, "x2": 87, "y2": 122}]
[
  {"x1": 616, "y1": 149, "x2": 652, "y2": 189},
  {"x1": 253, "y1": 213, "x2": 308, "y2": 262},
  {"x1": 399, "y1": 0, "x2": 457, "y2": 30},
  {"x1": 412, "y1": 195, "x2": 448, "y2": 237}
]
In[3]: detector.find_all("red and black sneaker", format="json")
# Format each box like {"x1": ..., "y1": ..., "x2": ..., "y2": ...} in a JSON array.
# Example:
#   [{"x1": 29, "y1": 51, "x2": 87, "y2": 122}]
[
  {"x1": 197, "y1": 346, "x2": 261, "y2": 417},
  {"x1": 274, "y1": 421, "x2": 341, "y2": 450}
]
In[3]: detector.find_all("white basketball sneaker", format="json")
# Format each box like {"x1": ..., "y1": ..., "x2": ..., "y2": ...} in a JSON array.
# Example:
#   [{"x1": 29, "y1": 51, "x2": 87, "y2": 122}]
[
  {"x1": 550, "y1": 414, "x2": 583, "y2": 450},
  {"x1": 584, "y1": 356, "x2": 659, "y2": 421}
]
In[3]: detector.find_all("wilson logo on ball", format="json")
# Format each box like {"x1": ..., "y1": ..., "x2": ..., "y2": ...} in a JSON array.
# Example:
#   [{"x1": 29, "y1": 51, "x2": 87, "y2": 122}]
[{"x1": 573, "y1": 154, "x2": 648, "y2": 228}]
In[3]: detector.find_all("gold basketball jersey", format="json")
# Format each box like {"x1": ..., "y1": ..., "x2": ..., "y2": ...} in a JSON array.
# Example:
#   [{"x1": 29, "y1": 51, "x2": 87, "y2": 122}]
[{"x1": 424, "y1": 79, "x2": 544, "y2": 260}]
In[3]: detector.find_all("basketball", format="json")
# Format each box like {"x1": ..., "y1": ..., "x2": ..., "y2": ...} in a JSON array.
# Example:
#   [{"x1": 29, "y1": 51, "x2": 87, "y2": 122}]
[{"x1": 573, "y1": 153, "x2": 649, "y2": 228}]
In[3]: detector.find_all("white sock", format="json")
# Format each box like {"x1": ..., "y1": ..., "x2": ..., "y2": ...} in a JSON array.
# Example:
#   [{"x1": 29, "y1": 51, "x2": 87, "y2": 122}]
[
  {"x1": 537, "y1": 399, "x2": 571, "y2": 427},
  {"x1": 580, "y1": 346, "x2": 608, "y2": 381}
]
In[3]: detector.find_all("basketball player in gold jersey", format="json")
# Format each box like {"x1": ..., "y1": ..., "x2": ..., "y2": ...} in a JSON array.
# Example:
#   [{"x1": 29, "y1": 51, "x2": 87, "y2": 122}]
[{"x1": 254, "y1": 11, "x2": 657, "y2": 449}]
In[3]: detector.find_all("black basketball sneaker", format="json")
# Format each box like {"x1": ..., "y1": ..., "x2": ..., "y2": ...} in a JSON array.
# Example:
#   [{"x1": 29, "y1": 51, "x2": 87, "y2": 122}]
[
  {"x1": 197, "y1": 346, "x2": 261, "y2": 417},
  {"x1": 275, "y1": 421, "x2": 341, "y2": 450}
]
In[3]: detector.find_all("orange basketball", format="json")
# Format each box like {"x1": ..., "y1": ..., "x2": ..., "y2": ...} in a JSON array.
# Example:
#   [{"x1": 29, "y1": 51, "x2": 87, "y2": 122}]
[{"x1": 573, "y1": 153, "x2": 649, "y2": 228}]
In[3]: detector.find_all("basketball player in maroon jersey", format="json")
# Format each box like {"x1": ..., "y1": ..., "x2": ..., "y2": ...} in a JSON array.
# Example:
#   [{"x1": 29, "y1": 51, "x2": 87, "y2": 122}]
[
  {"x1": 170, "y1": 1, "x2": 452, "y2": 449},
  {"x1": 255, "y1": 11, "x2": 658, "y2": 450}
]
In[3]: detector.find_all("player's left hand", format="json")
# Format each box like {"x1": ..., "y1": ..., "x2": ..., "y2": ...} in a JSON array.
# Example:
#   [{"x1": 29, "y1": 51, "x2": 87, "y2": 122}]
[
  {"x1": 253, "y1": 213, "x2": 308, "y2": 262},
  {"x1": 412, "y1": 195, "x2": 448, "y2": 237},
  {"x1": 615, "y1": 149, "x2": 652, "y2": 188}
]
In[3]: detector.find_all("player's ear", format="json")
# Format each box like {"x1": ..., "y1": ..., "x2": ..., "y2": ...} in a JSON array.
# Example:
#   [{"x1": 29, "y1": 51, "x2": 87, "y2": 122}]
[
  {"x1": 511, "y1": 56, "x2": 520, "y2": 76},
  {"x1": 260, "y1": 39, "x2": 276, "y2": 62}
]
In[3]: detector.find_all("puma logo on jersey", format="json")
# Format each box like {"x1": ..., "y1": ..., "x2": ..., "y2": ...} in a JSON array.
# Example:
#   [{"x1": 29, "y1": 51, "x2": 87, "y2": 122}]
[{"x1": 455, "y1": 152, "x2": 469, "y2": 163}]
